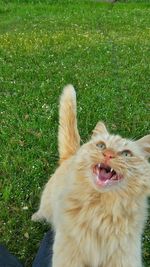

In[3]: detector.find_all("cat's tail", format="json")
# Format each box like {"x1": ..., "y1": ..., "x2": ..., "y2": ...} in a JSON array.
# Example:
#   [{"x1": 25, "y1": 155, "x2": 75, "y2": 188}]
[{"x1": 58, "y1": 84, "x2": 80, "y2": 164}]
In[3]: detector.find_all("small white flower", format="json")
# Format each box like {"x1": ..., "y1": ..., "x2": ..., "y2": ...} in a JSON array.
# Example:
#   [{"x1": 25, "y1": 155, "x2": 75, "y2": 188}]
[{"x1": 22, "y1": 206, "x2": 28, "y2": 210}]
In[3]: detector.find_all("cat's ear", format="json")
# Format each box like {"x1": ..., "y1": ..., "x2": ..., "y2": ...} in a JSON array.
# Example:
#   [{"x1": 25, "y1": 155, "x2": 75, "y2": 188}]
[
  {"x1": 92, "y1": 121, "x2": 108, "y2": 137},
  {"x1": 136, "y1": 135, "x2": 150, "y2": 159}
]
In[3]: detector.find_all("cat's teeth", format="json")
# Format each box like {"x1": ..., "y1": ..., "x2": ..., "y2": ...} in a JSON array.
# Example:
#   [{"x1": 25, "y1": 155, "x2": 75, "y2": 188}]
[
  {"x1": 98, "y1": 163, "x2": 101, "y2": 168},
  {"x1": 111, "y1": 168, "x2": 114, "y2": 172}
]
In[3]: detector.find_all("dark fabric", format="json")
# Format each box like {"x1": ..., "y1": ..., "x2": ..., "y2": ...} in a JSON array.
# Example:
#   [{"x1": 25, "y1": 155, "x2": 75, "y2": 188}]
[
  {"x1": 32, "y1": 230, "x2": 54, "y2": 267},
  {"x1": 0, "y1": 245, "x2": 23, "y2": 267},
  {"x1": 0, "y1": 230, "x2": 54, "y2": 267}
]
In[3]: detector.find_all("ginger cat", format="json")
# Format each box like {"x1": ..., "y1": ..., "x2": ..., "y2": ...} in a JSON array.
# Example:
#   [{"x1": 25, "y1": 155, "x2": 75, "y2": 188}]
[{"x1": 32, "y1": 85, "x2": 150, "y2": 267}]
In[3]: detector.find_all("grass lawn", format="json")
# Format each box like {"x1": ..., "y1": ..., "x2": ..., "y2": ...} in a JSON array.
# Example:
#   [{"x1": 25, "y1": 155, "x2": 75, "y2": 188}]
[{"x1": 0, "y1": 0, "x2": 150, "y2": 266}]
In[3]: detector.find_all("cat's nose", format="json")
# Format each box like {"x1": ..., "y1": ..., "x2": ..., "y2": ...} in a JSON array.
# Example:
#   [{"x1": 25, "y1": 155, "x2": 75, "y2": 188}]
[{"x1": 103, "y1": 149, "x2": 115, "y2": 160}]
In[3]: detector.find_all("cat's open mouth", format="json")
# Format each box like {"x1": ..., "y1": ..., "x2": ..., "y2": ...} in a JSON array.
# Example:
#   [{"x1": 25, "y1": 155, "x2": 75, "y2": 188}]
[{"x1": 93, "y1": 163, "x2": 123, "y2": 187}]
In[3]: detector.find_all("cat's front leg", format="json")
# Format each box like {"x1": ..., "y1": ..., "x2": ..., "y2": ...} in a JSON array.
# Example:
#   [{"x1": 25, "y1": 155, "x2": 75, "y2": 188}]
[
  {"x1": 31, "y1": 179, "x2": 53, "y2": 223},
  {"x1": 52, "y1": 232, "x2": 85, "y2": 267}
]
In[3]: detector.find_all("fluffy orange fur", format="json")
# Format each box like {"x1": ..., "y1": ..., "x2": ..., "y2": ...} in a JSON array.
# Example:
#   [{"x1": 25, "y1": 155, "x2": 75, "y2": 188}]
[{"x1": 32, "y1": 85, "x2": 150, "y2": 267}]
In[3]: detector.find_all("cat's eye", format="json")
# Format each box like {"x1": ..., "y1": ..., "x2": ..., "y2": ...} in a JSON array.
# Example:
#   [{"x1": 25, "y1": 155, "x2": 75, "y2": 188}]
[
  {"x1": 96, "y1": 142, "x2": 106, "y2": 150},
  {"x1": 121, "y1": 150, "x2": 133, "y2": 157}
]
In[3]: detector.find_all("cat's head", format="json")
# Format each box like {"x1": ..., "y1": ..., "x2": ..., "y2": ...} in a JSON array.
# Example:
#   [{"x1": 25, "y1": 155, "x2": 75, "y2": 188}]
[{"x1": 75, "y1": 122, "x2": 150, "y2": 194}]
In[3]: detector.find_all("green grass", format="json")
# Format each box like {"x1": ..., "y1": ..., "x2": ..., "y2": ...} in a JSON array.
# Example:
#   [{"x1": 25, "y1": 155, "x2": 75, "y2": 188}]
[{"x1": 0, "y1": 1, "x2": 150, "y2": 266}]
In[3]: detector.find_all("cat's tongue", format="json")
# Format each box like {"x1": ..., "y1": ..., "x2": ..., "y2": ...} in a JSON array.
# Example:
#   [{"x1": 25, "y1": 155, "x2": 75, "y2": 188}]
[
  {"x1": 99, "y1": 168, "x2": 113, "y2": 181},
  {"x1": 93, "y1": 163, "x2": 123, "y2": 187}
]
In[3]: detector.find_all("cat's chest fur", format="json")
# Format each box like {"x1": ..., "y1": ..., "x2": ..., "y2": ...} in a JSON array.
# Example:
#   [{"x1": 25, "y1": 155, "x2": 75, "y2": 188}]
[{"x1": 53, "y1": 187, "x2": 147, "y2": 267}]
